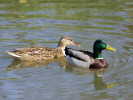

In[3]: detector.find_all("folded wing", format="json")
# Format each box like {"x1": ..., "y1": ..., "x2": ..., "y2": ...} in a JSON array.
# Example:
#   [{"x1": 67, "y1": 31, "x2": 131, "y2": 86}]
[{"x1": 65, "y1": 48, "x2": 94, "y2": 68}]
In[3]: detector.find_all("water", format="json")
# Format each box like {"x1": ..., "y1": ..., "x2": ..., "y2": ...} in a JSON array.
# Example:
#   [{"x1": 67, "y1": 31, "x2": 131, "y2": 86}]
[{"x1": 0, "y1": 0, "x2": 133, "y2": 100}]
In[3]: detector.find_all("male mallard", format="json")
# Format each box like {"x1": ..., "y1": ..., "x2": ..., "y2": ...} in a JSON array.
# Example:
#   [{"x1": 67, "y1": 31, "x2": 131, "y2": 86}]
[
  {"x1": 6, "y1": 36, "x2": 80, "y2": 61},
  {"x1": 64, "y1": 39, "x2": 116, "y2": 69}
]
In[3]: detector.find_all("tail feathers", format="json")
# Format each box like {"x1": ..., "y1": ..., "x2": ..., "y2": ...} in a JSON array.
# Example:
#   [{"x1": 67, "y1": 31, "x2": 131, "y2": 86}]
[{"x1": 6, "y1": 51, "x2": 21, "y2": 58}]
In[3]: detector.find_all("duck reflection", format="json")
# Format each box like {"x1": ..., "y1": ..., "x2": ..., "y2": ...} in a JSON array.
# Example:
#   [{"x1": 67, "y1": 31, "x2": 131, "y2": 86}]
[
  {"x1": 6, "y1": 56, "x2": 66, "y2": 71},
  {"x1": 7, "y1": 58, "x2": 116, "y2": 90},
  {"x1": 65, "y1": 64, "x2": 116, "y2": 90},
  {"x1": 93, "y1": 70, "x2": 116, "y2": 90}
]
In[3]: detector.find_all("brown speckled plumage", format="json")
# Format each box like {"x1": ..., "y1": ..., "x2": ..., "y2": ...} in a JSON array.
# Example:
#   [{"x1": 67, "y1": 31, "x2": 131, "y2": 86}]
[{"x1": 6, "y1": 36, "x2": 80, "y2": 61}]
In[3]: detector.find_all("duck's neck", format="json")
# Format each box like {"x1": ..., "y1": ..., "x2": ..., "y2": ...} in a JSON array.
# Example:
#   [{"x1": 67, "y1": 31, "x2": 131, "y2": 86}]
[
  {"x1": 93, "y1": 49, "x2": 103, "y2": 59},
  {"x1": 58, "y1": 40, "x2": 67, "y2": 48},
  {"x1": 58, "y1": 45, "x2": 65, "y2": 49}
]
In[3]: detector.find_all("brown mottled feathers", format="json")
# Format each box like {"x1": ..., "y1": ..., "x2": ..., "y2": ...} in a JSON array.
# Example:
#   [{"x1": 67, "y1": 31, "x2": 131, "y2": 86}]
[
  {"x1": 6, "y1": 46, "x2": 63, "y2": 60},
  {"x1": 6, "y1": 36, "x2": 79, "y2": 61}
]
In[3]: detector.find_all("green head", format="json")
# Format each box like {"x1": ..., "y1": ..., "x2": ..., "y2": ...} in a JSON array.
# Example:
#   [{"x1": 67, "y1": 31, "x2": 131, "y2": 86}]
[{"x1": 93, "y1": 39, "x2": 116, "y2": 58}]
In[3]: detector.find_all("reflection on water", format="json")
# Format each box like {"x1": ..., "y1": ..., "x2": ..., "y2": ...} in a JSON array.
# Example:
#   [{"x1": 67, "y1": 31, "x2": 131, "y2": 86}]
[
  {"x1": 93, "y1": 72, "x2": 116, "y2": 90},
  {"x1": 7, "y1": 59, "x2": 116, "y2": 91},
  {"x1": 6, "y1": 59, "x2": 54, "y2": 71},
  {"x1": 0, "y1": 0, "x2": 133, "y2": 99},
  {"x1": 6, "y1": 56, "x2": 66, "y2": 71},
  {"x1": 65, "y1": 64, "x2": 116, "y2": 90}
]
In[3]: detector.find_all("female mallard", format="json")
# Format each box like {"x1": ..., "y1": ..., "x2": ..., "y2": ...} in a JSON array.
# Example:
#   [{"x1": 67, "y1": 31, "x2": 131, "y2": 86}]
[
  {"x1": 6, "y1": 36, "x2": 80, "y2": 61},
  {"x1": 64, "y1": 39, "x2": 116, "y2": 69}
]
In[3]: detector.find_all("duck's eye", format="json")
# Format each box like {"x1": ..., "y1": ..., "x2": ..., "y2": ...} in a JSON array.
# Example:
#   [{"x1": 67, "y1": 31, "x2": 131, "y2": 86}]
[
  {"x1": 68, "y1": 39, "x2": 72, "y2": 41},
  {"x1": 100, "y1": 42, "x2": 105, "y2": 44}
]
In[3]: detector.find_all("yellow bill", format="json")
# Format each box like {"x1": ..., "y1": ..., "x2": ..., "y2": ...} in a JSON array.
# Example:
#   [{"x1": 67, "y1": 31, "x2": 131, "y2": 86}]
[{"x1": 106, "y1": 45, "x2": 116, "y2": 52}]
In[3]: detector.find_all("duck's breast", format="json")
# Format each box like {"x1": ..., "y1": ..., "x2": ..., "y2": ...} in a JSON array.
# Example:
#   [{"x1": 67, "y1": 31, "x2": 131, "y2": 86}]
[{"x1": 90, "y1": 59, "x2": 108, "y2": 68}]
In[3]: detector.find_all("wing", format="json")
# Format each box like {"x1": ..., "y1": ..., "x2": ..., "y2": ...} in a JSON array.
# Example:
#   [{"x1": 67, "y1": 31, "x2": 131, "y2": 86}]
[
  {"x1": 65, "y1": 48, "x2": 95, "y2": 68},
  {"x1": 14, "y1": 46, "x2": 47, "y2": 53},
  {"x1": 12, "y1": 45, "x2": 56, "y2": 54},
  {"x1": 65, "y1": 48, "x2": 94, "y2": 62},
  {"x1": 6, "y1": 46, "x2": 57, "y2": 60}
]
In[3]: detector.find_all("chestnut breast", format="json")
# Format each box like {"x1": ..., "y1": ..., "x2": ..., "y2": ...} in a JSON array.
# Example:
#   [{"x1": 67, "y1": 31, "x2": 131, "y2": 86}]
[{"x1": 90, "y1": 59, "x2": 108, "y2": 69}]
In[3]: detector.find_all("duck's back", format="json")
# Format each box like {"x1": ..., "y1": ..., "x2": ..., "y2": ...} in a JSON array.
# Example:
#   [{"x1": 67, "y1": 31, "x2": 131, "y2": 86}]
[{"x1": 6, "y1": 46, "x2": 63, "y2": 60}]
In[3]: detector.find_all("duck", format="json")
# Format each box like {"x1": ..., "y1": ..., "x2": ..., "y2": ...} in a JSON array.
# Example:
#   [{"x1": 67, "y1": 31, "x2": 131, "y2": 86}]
[
  {"x1": 6, "y1": 36, "x2": 80, "y2": 61},
  {"x1": 64, "y1": 39, "x2": 116, "y2": 69}
]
